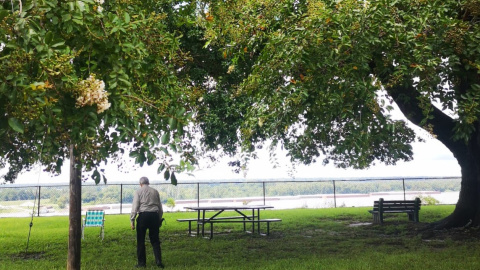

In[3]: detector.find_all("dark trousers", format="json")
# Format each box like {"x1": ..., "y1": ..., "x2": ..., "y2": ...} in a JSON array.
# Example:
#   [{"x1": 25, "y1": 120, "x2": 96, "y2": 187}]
[{"x1": 136, "y1": 212, "x2": 161, "y2": 266}]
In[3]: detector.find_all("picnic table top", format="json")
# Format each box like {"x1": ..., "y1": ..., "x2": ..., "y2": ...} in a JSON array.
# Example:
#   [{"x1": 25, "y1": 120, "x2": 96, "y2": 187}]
[{"x1": 184, "y1": 205, "x2": 274, "y2": 211}]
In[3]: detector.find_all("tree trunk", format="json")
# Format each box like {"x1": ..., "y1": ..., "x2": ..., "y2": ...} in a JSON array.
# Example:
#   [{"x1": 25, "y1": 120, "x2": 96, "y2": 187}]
[
  {"x1": 432, "y1": 128, "x2": 480, "y2": 229},
  {"x1": 67, "y1": 144, "x2": 82, "y2": 270},
  {"x1": 388, "y1": 82, "x2": 480, "y2": 229}
]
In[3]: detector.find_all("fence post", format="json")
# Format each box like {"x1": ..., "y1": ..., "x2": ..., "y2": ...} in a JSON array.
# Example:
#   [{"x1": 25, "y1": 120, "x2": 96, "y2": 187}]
[
  {"x1": 403, "y1": 178, "x2": 406, "y2": 201},
  {"x1": 120, "y1": 184, "x2": 123, "y2": 214},
  {"x1": 263, "y1": 182, "x2": 266, "y2": 205},
  {"x1": 333, "y1": 180, "x2": 337, "y2": 208},
  {"x1": 37, "y1": 186, "x2": 41, "y2": 217},
  {"x1": 197, "y1": 183, "x2": 200, "y2": 207}
]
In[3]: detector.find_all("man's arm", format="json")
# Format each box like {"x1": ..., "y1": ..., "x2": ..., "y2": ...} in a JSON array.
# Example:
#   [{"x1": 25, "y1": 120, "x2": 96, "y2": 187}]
[
  {"x1": 159, "y1": 202, "x2": 164, "y2": 221},
  {"x1": 157, "y1": 191, "x2": 164, "y2": 223},
  {"x1": 130, "y1": 190, "x2": 139, "y2": 230}
]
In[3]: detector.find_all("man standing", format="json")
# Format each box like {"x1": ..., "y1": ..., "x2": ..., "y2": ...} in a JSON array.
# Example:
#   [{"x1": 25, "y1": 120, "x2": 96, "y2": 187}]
[{"x1": 130, "y1": 177, "x2": 164, "y2": 268}]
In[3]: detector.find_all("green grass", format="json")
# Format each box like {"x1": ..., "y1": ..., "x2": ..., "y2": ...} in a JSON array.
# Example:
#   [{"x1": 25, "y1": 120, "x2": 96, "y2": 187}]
[{"x1": 1, "y1": 205, "x2": 479, "y2": 269}]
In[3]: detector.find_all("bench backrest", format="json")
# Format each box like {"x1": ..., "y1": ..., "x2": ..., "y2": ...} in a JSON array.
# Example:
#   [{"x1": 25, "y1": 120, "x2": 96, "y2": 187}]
[
  {"x1": 84, "y1": 210, "x2": 105, "y2": 227},
  {"x1": 372, "y1": 198, "x2": 421, "y2": 212}
]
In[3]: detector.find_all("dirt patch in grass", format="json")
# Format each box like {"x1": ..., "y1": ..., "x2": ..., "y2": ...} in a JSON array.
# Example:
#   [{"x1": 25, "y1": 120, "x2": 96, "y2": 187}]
[
  {"x1": 11, "y1": 251, "x2": 45, "y2": 260},
  {"x1": 363, "y1": 221, "x2": 480, "y2": 243},
  {"x1": 419, "y1": 225, "x2": 480, "y2": 241}
]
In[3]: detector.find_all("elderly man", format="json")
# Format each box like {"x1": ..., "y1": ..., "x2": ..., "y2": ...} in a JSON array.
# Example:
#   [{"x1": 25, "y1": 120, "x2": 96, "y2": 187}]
[{"x1": 130, "y1": 177, "x2": 164, "y2": 268}]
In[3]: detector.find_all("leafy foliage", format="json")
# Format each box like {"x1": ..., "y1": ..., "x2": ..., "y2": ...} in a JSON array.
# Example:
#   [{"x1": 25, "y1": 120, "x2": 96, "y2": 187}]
[
  {"x1": 0, "y1": 0, "x2": 198, "y2": 183},
  {"x1": 197, "y1": 0, "x2": 480, "y2": 171}
]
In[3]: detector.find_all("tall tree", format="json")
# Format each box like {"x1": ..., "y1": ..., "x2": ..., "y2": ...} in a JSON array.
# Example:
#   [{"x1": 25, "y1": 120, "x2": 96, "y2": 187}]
[
  {"x1": 0, "y1": 0, "x2": 197, "y2": 268},
  {"x1": 197, "y1": 0, "x2": 480, "y2": 229}
]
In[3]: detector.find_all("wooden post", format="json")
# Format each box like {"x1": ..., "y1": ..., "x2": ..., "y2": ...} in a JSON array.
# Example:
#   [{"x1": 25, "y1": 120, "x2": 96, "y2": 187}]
[{"x1": 67, "y1": 144, "x2": 82, "y2": 270}]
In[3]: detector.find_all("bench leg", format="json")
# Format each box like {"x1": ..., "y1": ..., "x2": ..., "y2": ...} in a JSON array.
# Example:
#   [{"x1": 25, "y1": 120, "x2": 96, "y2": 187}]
[{"x1": 372, "y1": 213, "x2": 380, "y2": 224}]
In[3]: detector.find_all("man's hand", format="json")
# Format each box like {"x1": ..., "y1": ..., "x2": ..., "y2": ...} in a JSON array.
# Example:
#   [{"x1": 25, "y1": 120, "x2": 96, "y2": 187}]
[{"x1": 131, "y1": 224, "x2": 135, "y2": 230}]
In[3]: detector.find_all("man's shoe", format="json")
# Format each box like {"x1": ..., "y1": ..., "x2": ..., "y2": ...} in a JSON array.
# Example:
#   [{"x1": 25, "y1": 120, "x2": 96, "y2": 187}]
[
  {"x1": 157, "y1": 262, "x2": 165, "y2": 268},
  {"x1": 135, "y1": 264, "x2": 146, "y2": 268}
]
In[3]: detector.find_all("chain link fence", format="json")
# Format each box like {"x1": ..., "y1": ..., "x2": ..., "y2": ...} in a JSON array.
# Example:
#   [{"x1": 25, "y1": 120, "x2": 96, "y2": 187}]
[{"x1": 0, "y1": 177, "x2": 461, "y2": 218}]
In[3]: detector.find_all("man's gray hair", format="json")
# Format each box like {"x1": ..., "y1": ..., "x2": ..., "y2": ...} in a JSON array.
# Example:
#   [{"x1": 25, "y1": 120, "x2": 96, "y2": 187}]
[{"x1": 139, "y1": 177, "x2": 150, "y2": 185}]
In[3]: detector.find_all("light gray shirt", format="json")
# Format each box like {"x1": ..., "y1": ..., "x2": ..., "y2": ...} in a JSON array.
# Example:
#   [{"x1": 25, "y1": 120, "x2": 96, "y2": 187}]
[{"x1": 130, "y1": 185, "x2": 163, "y2": 226}]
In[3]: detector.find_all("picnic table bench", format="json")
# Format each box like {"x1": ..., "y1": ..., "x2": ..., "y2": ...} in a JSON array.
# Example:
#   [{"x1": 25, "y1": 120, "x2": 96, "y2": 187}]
[
  {"x1": 368, "y1": 198, "x2": 421, "y2": 224},
  {"x1": 207, "y1": 218, "x2": 282, "y2": 238},
  {"x1": 177, "y1": 216, "x2": 255, "y2": 236}
]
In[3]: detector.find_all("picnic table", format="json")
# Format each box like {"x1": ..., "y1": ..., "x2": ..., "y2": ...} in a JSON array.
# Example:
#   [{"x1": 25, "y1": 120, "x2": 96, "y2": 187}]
[{"x1": 178, "y1": 205, "x2": 281, "y2": 239}]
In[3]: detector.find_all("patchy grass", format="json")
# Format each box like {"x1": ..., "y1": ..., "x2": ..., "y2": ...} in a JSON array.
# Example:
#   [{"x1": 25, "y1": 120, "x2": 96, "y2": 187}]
[{"x1": 1, "y1": 205, "x2": 480, "y2": 269}]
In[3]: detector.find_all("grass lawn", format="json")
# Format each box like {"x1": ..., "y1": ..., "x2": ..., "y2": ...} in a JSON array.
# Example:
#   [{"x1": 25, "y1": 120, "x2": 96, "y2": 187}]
[{"x1": 1, "y1": 205, "x2": 479, "y2": 269}]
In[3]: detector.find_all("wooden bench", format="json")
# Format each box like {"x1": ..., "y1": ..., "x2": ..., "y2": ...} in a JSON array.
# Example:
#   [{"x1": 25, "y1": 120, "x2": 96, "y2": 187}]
[
  {"x1": 177, "y1": 216, "x2": 255, "y2": 236},
  {"x1": 368, "y1": 198, "x2": 421, "y2": 224},
  {"x1": 207, "y1": 219, "x2": 282, "y2": 239}
]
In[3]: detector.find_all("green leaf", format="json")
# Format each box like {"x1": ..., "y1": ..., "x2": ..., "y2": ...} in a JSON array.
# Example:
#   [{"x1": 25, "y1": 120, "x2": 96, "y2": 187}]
[
  {"x1": 62, "y1": 14, "x2": 72, "y2": 22},
  {"x1": 72, "y1": 19, "x2": 83, "y2": 25},
  {"x1": 88, "y1": 112, "x2": 98, "y2": 121},
  {"x1": 164, "y1": 169, "x2": 170, "y2": 181},
  {"x1": 76, "y1": 1, "x2": 86, "y2": 12},
  {"x1": 161, "y1": 133, "x2": 169, "y2": 145},
  {"x1": 157, "y1": 163, "x2": 165, "y2": 174},
  {"x1": 129, "y1": 151, "x2": 139, "y2": 158},
  {"x1": 203, "y1": 40, "x2": 212, "y2": 48},
  {"x1": 45, "y1": 32, "x2": 53, "y2": 44},
  {"x1": 176, "y1": 107, "x2": 186, "y2": 117},
  {"x1": 51, "y1": 39, "x2": 65, "y2": 48},
  {"x1": 168, "y1": 118, "x2": 177, "y2": 129},
  {"x1": 169, "y1": 143, "x2": 177, "y2": 153},
  {"x1": 171, "y1": 172, "x2": 177, "y2": 186},
  {"x1": 0, "y1": 10, "x2": 9, "y2": 21},
  {"x1": 118, "y1": 78, "x2": 132, "y2": 87},
  {"x1": 8, "y1": 118, "x2": 24, "y2": 133},
  {"x1": 103, "y1": 175, "x2": 108, "y2": 184},
  {"x1": 124, "y1": 12, "x2": 130, "y2": 23},
  {"x1": 92, "y1": 169, "x2": 101, "y2": 184}
]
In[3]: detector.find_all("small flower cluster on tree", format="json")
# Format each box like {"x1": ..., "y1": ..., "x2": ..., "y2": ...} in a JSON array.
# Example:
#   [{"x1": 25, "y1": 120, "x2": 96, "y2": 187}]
[{"x1": 75, "y1": 75, "x2": 110, "y2": 114}]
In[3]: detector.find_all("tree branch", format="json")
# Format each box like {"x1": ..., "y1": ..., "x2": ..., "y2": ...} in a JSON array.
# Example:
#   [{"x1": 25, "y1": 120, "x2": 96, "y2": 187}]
[
  {"x1": 388, "y1": 83, "x2": 467, "y2": 160},
  {"x1": 122, "y1": 94, "x2": 160, "y2": 110}
]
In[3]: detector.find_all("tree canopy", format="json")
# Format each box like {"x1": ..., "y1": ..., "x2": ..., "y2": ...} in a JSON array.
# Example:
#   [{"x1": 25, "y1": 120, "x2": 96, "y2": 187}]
[
  {"x1": 196, "y1": 0, "x2": 480, "y2": 229},
  {"x1": 197, "y1": 0, "x2": 473, "y2": 167}
]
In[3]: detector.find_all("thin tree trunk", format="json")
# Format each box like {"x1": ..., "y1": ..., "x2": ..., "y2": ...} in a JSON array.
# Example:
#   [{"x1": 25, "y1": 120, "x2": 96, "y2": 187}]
[{"x1": 67, "y1": 144, "x2": 82, "y2": 270}]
